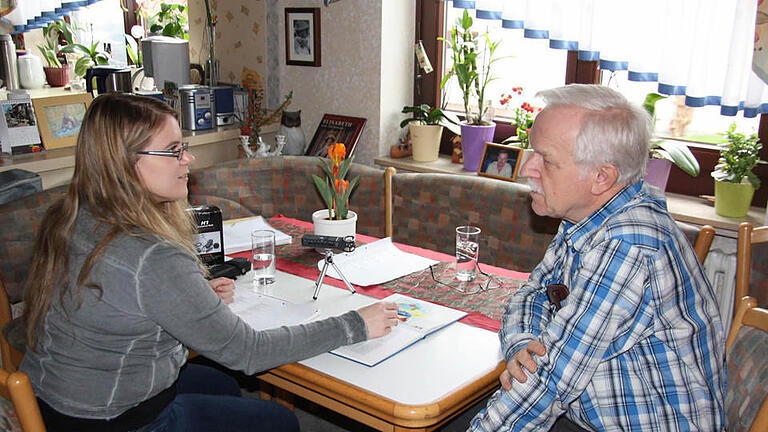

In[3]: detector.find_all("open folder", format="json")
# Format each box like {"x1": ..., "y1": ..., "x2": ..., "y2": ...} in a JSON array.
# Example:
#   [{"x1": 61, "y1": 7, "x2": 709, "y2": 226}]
[
  {"x1": 331, "y1": 293, "x2": 467, "y2": 367},
  {"x1": 223, "y1": 216, "x2": 292, "y2": 254}
]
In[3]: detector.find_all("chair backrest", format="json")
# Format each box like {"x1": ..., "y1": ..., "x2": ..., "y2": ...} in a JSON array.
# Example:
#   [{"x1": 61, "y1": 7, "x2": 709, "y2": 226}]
[
  {"x1": 0, "y1": 280, "x2": 23, "y2": 373},
  {"x1": 0, "y1": 368, "x2": 46, "y2": 432},
  {"x1": 736, "y1": 223, "x2": 768, "y2": 319},
  {"x1": 725, "y1": 296, "x2": 768, "y2": 432},
  {"x1": 693, "y1": 224, "x2": 715, "y2": 265}
]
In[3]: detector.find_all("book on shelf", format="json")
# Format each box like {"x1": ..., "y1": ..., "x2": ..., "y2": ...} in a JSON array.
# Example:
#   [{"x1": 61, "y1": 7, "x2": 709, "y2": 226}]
[{"x1": 331, "y1": 293, "x2": 467, "y2": 367}]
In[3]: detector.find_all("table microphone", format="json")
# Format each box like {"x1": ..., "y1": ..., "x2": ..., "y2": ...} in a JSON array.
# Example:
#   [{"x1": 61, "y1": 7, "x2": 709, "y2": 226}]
[{"x1": 301, "y1": 234, "x2": 356, "y2": 253}]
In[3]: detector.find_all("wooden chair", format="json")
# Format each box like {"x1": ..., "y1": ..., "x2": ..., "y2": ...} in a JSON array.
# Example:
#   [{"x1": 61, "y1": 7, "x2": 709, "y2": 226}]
[
  {"x1": 0, "y1": 368, "x2": 45, "y2": 432},
  {"x1": 0, "y1": 281, "x2": 23, "y2": 373},
  {"x1": 724, "y1": 296, "x2": 768, "y2": 432},
  {"x1": 693, "y1": 224, "x2": 715, "y2": 265},
  {"x1": 735, "y1": 223, "x2": 768, "y2": 319},
  {"x1": 384, "y1": 167, "x2": 395, "y2": 238}
]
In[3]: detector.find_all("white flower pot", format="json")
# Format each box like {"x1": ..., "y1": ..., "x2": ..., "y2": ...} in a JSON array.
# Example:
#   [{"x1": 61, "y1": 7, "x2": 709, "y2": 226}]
[
  {"x1": 410, "y1": 123, "x2": 443, "y2": 162},
  {"x1": 312, "y1": 209, "x2": 357, "y2": 240}
]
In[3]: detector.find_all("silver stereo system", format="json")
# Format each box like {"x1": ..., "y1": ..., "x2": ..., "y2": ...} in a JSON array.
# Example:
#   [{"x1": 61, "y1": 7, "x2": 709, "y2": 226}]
[{"x1": 179, "y1": 85, "x2": 215, "y2": 131}]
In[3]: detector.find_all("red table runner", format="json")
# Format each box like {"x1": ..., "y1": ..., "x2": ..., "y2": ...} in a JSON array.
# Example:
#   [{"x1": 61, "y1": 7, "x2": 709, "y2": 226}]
[{"x1": 231, "y1": 215, "x2": 530, "y2": 332}]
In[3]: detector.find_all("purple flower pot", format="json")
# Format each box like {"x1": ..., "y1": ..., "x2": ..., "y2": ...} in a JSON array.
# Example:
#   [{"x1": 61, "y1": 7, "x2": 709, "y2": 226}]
[
  {"x1": 644, "y1": 158, "x2": 672, "y2": 191},
  {"x1": 460, "y1": 122, "x2": 496, "y2": 171}
]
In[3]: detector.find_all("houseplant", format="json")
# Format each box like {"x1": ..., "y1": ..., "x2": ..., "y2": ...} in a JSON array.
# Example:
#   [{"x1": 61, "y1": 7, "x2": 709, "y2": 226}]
[
  {"x1": 642, "y1": 92, "x2": 700, "y2": 190},
  {"x1": 499, "y1": 87, "x2": 540, "y2": 169},
  {"x1": 312, "y1": 143, "x2": 360, "y2": 239},
  {"x1": 400, "y1": 104, "x2": 458, "y2": 162},
  {"x1": 37, "y1": 19, "x2": 76, "y2": 86},
  {"x1": 711, "y1": 123, "x2": 766, "y2": 217},
  {"x1": 149, "y1": 2, "x2": 189, "y2": 40},
  {"x1": 440, "y1": 9, "x2": 504, "y2": 171},
  {"x1": 239, "y1": 83, "x2": 293, "y2": 158}
]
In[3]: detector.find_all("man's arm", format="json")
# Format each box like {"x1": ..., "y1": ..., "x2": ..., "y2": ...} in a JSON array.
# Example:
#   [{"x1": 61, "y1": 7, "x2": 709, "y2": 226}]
[{"x1": 471, "y1": 239, "x2": 648, "y2": 431}]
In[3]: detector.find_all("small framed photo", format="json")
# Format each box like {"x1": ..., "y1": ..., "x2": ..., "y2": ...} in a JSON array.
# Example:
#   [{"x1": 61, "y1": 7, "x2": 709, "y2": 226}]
[
  {"x1": 305, "y1": 114, "x2": 366, "y2": 157},
  {"x1": 31, "y1": 93, "x2": 93, "y2": 150},
  {"x1": 478, "y1": 143, "x2": 524, "y2": 182},
  {"x1": 285, "y1": 7, "x2": 321, "y2": 67}
]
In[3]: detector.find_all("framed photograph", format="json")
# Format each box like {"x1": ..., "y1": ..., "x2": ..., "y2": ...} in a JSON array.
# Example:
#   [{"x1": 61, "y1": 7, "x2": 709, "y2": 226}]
[
  {"x1": 285, "y1": 7, "x2": 321, "y2": 67},
  {"x1": 31, "y1": 93, "x2": 92, "y2": 150},
  {"x1": 478, "y1": 143, "x2": 523, "y2": 182},
  {"x1": 305, "y1": 114, "x2": 366, "y2": 157}
]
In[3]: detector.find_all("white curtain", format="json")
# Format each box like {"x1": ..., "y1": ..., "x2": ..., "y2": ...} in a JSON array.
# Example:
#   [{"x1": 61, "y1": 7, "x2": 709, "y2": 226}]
[
  {"x1": 448, "y1": 0, "x2": 767, "y2": 118},
  {"x1": 4, "y1": 0, "x2": 104, "y2": 33}
]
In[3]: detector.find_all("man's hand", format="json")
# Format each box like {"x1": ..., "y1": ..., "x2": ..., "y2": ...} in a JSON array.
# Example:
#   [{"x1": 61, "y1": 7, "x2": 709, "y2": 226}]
[
  {"x1": 208, "y1": 277, "x2": 235, "y2": 304},
  {"x1": 500, "y1": 340, "x2": 547, "y2": 390}
]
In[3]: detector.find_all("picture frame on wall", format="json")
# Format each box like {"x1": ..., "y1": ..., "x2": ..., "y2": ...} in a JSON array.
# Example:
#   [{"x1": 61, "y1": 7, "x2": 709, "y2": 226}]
[
  {"x1": 305, "y1": 114, "x2": 366, "y2": 157},
  {"x1": 285, "y1": 7, "x2": 321, "y2": 67},
  {"x1": 31, "y1": 93, "x2": 93, "y2": 150},
  {"x1": 477, "y1": 143, "x2": 523, "y2": 182}
]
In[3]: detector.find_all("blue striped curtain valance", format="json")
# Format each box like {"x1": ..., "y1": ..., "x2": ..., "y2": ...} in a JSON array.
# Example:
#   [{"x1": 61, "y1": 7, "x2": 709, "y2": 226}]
[
  {"x1": 444, "y1": 0, "x2": 768, "y2": 118},
  {"x1": 3, "y1": 0, "x2": 105, "y2": 34}
]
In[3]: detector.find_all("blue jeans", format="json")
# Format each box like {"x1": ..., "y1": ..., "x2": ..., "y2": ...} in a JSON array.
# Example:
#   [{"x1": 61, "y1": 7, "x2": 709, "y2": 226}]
[{"x1": 141, "y1": 363, "x2": 299, "y2": 432}]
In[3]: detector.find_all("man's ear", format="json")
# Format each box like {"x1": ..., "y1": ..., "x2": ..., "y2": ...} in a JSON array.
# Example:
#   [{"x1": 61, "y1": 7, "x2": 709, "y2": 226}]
[{"x1": 591, "y1": 163, "x2": 619, "y2": 195}]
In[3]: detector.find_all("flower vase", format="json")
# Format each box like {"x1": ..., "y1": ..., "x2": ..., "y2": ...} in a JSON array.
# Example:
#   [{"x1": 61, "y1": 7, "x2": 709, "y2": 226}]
[{"x1": 460, "y1": 122, "x2": 496, "y2": 171}]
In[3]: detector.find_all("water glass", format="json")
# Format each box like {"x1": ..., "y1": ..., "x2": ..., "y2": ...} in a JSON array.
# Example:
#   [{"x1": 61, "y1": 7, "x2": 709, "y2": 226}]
[
  {"x1": 251, "y1": 230, "x2": 276, "y2": 291},
  {"x1": 455, "y1": 226, "x2": 481, "y2": 281}
]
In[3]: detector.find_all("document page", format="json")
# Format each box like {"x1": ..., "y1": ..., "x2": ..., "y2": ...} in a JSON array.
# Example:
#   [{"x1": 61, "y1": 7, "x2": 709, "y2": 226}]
[
  {"x1": 319, "y1": 238, "x2": 438, "y2": 286},
  {"x1": 229, "y1": 288, "x2": 318, "y2": 331},
  {"x1": 223, "y1": 216, "x2": 292, "y2": 254},
  {"x1": 330, "y1": 293, "x2": 467, "y2": 366}
]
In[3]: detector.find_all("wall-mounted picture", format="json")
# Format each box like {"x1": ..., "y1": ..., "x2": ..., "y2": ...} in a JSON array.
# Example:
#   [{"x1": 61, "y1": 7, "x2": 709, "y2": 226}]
[
  {"x1": 285, "y1": 7, "x2": 321, "y2": 67},
  {"x1": 305, "y1": 114, "x2": 366, "y2": 158},
  {"x1": 478, "y1": 143, "x2": 524, "y2": 182},
  {"x1": 31, "y1": 93, "x2": 92, "y2": 150}
]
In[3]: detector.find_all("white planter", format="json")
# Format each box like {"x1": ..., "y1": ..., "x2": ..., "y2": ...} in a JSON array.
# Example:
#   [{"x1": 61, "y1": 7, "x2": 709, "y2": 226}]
[
  {"x1": 312, "y1": 209, "x2": 358, "y2": 240},
  {"x1": 410, "y1": 123, "x2": 443, "y2": 162}
]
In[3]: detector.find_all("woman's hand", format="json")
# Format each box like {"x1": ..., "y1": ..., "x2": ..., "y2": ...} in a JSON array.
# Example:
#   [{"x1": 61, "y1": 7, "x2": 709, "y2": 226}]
[
  {"x1": 356, "y1": 301, "x2": 399, "y2": 339},
  {"x1": 208, "y1": 277, "x2": 235, "y2": 305}
]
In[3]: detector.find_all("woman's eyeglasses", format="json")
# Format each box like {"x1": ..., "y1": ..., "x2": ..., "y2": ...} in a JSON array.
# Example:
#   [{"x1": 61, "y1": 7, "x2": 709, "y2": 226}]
[{"x1": 136, "y1": 142, "x2": 189, "y2": 161}]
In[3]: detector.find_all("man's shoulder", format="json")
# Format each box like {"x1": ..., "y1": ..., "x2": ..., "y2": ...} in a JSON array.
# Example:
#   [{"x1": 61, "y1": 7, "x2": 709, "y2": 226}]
[{"x1": 599, "y1": 191, "x2": 680, "y2": 252}]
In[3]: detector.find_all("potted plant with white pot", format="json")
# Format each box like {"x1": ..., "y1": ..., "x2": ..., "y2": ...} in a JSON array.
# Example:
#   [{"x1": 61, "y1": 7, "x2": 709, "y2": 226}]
[
  {"x1": 400, "y1": 104, "x2": 458, "y2": 162},
  {"x1": 711, "y1": 123, "x2": 766, "y2": 217},
  {"x1": 439, "y1": 9, "x2": 505, "y2": 171},
  {"x1": 312, "y1": 143, "x2": 359, "y2": 239}
]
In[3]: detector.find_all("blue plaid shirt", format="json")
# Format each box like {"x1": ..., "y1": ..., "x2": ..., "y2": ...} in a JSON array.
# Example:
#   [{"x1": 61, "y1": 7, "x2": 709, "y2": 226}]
[{"x1": 470, "y1": 181, "x2": 726, "y2": 431}]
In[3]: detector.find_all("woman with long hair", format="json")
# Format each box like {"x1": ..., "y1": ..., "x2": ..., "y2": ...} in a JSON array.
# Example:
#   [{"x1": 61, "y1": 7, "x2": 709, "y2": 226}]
[{"x1": 20, "y1": 93, "x2": 398, "y2": 431}]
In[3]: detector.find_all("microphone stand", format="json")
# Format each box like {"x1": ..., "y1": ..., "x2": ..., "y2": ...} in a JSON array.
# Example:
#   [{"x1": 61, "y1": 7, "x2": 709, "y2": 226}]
[{"x1": 313, "y1": 249, "x2": 356, "y2": 300}]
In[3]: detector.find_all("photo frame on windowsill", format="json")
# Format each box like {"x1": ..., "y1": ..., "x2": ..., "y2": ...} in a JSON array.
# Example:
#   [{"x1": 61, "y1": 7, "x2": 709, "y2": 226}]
[
  {"x1": 285, "y1": 7, "x2": 321, "y2": 67},
  {"x1": 477, "y1": 143, "x2": 523, "y2": 182},
  {"x1": 305, "y1": 114, "x2": 366, "y2": 158},
  {"x1": 31, "y1": 93, "x2": 93, "y2": 150}
]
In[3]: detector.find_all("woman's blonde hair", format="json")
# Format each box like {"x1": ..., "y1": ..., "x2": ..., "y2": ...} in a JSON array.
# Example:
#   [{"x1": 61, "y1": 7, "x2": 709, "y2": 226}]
[{"x1": 24, "y1": 93, "x2": 199, "y2": 349}]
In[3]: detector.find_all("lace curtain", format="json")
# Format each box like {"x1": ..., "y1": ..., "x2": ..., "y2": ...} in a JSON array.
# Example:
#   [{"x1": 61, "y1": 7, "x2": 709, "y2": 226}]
[
  {"x1": 4, "y1": 0, "x2": 105, "y2": 33},
  {"x1": 447, "y1": 0, "x2": 767, "y2": 117}
]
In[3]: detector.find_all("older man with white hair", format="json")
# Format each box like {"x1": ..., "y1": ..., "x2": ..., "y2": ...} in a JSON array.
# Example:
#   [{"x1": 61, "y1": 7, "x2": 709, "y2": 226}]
[{"x1": 469, "y1": 85, "x2": 725, "y2": 432}]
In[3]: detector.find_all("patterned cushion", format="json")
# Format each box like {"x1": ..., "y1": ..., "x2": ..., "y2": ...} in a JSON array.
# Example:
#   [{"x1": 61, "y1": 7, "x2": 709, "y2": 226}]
[
  {"x1": 0, "y1": 397, "x2": 21, "y2": 432},
  {"x1": 725, "y1": 326, "x2": 768, "y2": 432},
  {"x1": 391, "y1": 173, "x2": 559, "y2": 272}
]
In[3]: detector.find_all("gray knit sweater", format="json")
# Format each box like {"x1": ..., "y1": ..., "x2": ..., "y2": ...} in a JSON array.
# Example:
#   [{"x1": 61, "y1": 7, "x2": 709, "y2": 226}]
[{"x1": 20, "y1": 208, "x2": 367, "y2": 419}]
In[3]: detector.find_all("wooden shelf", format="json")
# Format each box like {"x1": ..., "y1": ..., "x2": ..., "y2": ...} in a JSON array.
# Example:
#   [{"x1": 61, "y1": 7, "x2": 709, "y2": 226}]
[{"x1": 374, "y1": 155, "x2": 766, "y2": 233}]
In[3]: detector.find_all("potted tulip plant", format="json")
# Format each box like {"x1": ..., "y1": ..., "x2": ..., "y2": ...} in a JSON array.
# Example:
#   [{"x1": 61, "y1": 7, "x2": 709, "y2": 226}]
[
  {"x1": 440, "y1": 9, "x2": 504, "y2": 171},
  {"x1": 400, "y1": 104, "x2": 458, "y2": 162},
  {"x1": 312, "y1": 143, "x2": 360, "y2": 239},
  {"x1": 711, "y1": 124, "x2": 766, "y2": 217}
]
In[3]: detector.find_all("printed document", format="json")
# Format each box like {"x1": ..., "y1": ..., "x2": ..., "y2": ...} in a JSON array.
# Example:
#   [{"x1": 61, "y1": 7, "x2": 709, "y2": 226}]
[
  {"x1": 331, "y1": 293, "x2": 467, "y2": 366},
  {"x1": 318, "y1": 238, "x2": 438, "y2": 286},
  {"x1": 229, "y1": 288, "x2": 318, "y2": 331},
  {"x1": 223, "y1": 216, "x2": 292, "y2": 254}
]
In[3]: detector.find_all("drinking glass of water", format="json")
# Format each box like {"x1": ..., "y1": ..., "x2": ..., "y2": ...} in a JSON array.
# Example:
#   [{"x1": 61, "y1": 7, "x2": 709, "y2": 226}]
[
  {"x1": 251, "y1": 230, "x2": 276, "y2": 292},
  {"x1": 455, "y1": 226, "x2": 481, "y2": 282}
]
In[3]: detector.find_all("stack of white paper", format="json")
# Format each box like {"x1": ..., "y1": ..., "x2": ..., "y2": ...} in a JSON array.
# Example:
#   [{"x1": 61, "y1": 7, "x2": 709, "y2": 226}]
[
  {"x1": 318, "y1": 238, "x2": 439, "y2": 286},
  {"x1": 223, "y1": 216, "x2": 292, "y2": 254},
  {"x1": 229, "y1": 290, "x2": 319, "y2": 331}
]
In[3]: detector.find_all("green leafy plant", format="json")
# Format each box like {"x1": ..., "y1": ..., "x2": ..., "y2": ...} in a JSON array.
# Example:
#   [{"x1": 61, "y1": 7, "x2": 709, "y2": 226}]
[
  {"x1": 399, "y1": 104, "x2": 458, "y2": 129},
  {"x1": 312, "y1": 143, "x2": 359, "y2": 221},
  {"x1": 499, "y1": 87, "x2": 540, "y2": 149},
  {"x1": 711, "y1": 123, "x2": 766, "y2": 189},
  {"x1": 150, "y1": 3, "x2": 189, "y2": 40},
  {"x1": 70, "y1": 42, "x2": 110, "y2": 78},
  {"x1": 37, "y1": 19, "x2": 77, "y2": 68},
  {"x1": 124, "y1": 34, "x2": 142, "y2": 67},
  {"x1": 439, "y1": 9, "x2": 504, "y2": 126},
  {"x1": 642, "y1": 92, "x2": 700, "y2": 177}
]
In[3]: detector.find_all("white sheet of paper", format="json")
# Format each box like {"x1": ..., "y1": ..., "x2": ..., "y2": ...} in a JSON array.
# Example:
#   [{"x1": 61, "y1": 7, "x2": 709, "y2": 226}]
[
  {"x1": 229, "y1": 289, "x2": 318, "y2": 331},
  {"x1": 223, "y1": 216, "x2": 292, "y2": 254},
  {"x1": 317, "y1": 238, "x2": 439, "y2": 286}
]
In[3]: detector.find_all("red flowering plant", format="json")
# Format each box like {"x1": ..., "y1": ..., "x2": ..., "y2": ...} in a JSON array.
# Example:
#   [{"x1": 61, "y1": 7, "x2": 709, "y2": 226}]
[
  {"x1": 312, "y1": 143, "x2": 359, "y2": 220},
  {"x1": 499, "y1": 86, "x2": 541, "y2": 149}
]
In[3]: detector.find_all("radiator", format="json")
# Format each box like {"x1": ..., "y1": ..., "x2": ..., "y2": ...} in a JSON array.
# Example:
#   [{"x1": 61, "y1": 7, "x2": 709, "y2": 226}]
[{"x1": 703, "y1": 249, "x2": 737, "y2": 333}]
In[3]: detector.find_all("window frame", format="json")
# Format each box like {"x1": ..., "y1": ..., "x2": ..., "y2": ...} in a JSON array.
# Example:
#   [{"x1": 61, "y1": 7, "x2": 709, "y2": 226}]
[{"x1": 416, "y1": 0, "x2": 768, "y2": 207}]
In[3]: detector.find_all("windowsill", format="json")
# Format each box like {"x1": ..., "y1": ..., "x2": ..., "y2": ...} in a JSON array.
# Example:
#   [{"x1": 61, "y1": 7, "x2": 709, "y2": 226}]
[{"x1": 374, "y1": 154, "x2": 766, "y2": 233}]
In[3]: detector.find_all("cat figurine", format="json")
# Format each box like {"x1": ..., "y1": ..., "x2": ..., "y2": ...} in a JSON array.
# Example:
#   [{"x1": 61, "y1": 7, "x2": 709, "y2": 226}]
[{"x1": 279, "y1": 110, "x2": 306, "y2": 156}]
